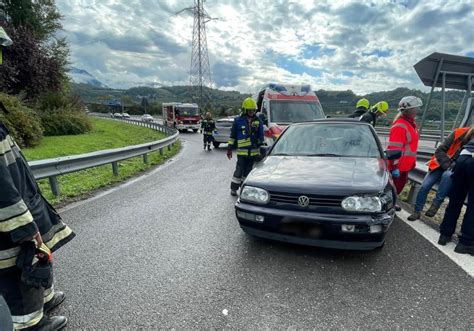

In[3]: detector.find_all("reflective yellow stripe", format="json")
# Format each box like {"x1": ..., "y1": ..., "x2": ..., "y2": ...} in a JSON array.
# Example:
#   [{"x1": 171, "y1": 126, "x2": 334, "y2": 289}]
[
  {"x1": 12, "y1": 309, "x2": 44, "y2": 330},
  {"x1": 45, "y1": 226, "x2": 73, "y2": 249},
  {"x1": 0, "y1": 256, "x2": 17, "y2": 269},
  {"x1": 0, "y1": 200, "x2": 29, "y2": 221},
  {"x1": 0, "y1": 211, "x2": 33, "y2": 232},
  {"x1": 44, "y1": 286, "x2": 55, "y2": 304},
  {"x1": 0, "y1": 138, "x2": 12, "y2": 154},
  {"x1": 228, "y1": 138, "x2": 235, "y2": 145}
]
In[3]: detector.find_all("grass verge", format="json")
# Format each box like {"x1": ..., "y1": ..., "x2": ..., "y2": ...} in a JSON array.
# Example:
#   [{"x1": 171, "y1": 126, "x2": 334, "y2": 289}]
[{"x1": 23, "y1": 118, "x2": 181, "y2": 206}]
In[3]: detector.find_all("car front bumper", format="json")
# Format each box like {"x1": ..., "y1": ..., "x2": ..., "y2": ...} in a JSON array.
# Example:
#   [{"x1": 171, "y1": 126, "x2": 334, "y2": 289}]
[
  {"x1": 235, "y1": 201, "x2": 395, "y2": 250},
  {"x1": 213, "y1": 132, "x2": 230, "y2": 143}
]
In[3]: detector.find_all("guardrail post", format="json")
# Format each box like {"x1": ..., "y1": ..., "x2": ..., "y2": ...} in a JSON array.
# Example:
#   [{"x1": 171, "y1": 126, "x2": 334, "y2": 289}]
[
  {"x1": 407, "y1": 182, "x2": 421, "y2": 205},
  {"x1": 167, "y1": 144, "x2": 172, "y2": 151},
  {"x1": 159, "y1": 148, "x2": 164, "y2": 156},
  {"x1": 112, "y1": 162, "x2": 119, "y2": 176},
  {"x1": 49, "y1": 176, "x2": 60, "y2": 197},
  {"x1": 143, "y1": 153, "x2": 149, "y2": 164}
]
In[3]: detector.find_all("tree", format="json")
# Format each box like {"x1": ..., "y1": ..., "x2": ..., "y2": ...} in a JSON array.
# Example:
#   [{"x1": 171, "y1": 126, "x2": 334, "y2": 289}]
[{"x1": 0, "y1": 0, "x2": 69, "y2": 99}]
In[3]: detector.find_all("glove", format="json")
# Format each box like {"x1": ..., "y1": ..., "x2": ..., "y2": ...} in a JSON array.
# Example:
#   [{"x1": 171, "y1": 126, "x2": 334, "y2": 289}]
[
  {"x1": 391, "y1": 169, "x2": 400, "y2": 178},
  {"x1": 226, "y1": 149, "x2": 233, "y2": 160},
  {"x1": 16, "y1": 241, "x2": 53, "y2": 289}
]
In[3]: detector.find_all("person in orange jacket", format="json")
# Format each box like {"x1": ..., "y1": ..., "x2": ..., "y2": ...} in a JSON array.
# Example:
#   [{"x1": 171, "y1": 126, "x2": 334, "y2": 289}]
[
  {"x1": 386, "y1": 96, "x2": 422, "y2": 207},
  {"x1": 408, "y1": 126, "x2": 471, "y2": 221}
]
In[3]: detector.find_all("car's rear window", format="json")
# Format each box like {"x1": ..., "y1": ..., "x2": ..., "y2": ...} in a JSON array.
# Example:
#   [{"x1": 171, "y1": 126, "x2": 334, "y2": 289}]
[{"x1": 271, "y1": 123, "x2": 381, "y2": 158}]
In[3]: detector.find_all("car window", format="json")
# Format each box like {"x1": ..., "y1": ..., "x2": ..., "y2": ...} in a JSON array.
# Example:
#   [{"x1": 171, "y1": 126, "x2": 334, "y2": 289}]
[
  {"x1": 270, "y1": 101, "x2": 324, "y2": 124},
  {"x1": 271, "y1": 123, "x2": 381, "y2": 158}
]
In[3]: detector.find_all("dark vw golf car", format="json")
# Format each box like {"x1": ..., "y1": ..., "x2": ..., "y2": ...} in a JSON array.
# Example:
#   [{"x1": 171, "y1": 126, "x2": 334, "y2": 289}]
[{"x1": 235, "y1": 120, "x2": 400, "y2": 250}]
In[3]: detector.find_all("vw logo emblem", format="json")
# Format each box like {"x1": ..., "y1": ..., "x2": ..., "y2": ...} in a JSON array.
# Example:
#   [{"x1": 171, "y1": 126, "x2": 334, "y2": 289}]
[{"x1": 298, "y1": 196, "x2": 310, "y2": 208}]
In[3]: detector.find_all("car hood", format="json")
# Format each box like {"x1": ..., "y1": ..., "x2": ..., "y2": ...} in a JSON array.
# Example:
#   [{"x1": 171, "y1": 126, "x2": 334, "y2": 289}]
[{"x1": 247, "y1": 156, "x2": 389, "y2": 195}]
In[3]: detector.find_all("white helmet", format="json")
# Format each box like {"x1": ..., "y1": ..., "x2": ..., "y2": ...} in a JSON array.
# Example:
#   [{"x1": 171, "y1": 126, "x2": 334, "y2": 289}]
[{"x1": 398, "y1": 96, "x2": 423, "y2": 112}]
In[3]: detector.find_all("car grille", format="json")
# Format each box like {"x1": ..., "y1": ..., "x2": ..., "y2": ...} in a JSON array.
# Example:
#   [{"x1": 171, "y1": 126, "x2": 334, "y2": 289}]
[
  {"x1": 183, "y1": 120, "x2": 197, "y2": 124},
  {"x1": 269, "y1": 192, "x2": 344, "y2": 207}
]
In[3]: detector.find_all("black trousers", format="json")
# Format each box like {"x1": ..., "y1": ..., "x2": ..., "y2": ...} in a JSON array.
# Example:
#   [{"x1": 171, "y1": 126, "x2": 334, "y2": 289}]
[
  {"x1": 231, "y1": 156, "x2": 256, "y2": 191},
  {"x1": 440, "y1": 155, "x2": 474, "y2": 245},
  {"x1": 203, "y1": 134, "x2": 213, "y2": 145}
]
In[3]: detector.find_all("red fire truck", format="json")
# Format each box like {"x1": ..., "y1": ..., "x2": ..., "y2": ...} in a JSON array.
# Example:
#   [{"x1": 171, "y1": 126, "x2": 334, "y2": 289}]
[
  {"x1": 254, "y1": 83, "x2": 325, "y2": 145},
  {"x1": 162, "y1": 102, "x2": 200, "y2": 132}
]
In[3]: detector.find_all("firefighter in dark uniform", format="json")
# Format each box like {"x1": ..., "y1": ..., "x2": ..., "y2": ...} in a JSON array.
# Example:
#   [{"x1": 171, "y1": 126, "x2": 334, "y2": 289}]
[
  {"x1": 200, "y1": 112, "x2": 216, "y2": 151},
  {"x1": 0, "y1": 113, "x2": 75, "y2": 330},
  {"x1": 226, "y1": 98, "x2": 264, "y2": 196},
  {"x1": 349, "y1": 98, "x2": 370, "y2": 119}
]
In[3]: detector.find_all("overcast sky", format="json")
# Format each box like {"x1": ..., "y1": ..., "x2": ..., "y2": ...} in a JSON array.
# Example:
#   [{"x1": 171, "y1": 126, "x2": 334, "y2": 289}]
[{"x1": 57, "y1": 0, "x2": 474, "y2": 94}]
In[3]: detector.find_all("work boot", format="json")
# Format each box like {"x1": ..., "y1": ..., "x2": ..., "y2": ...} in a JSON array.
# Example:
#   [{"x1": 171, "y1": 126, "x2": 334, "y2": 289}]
[
  {"x1": 454, "y1": 243, "x2": 474, "y2": 255},
  {"x1": 394, "y1": 205, "x2": 402, "y2": 211},
  {"x1": 437, "y1": 234, "x2": 451, "y2": 246},
  {"x1": 207, "y1": 145, "x2": 211, "y2": 151},
  {"x1": 425, "y1": 203, "x2": 440, "y2": 217},
  {"x1": 230, "y1": 190, "x2": 237, "y2": 196},
  {"x1": 407, "y1": 211, "x2": 420, "y2": 221},
  {"x1": 203, "y1": 145, "x2": 206, "y2": 150},
  {"x1": 26, "y1": 316, "x2": 67, "y2": 331},
  {"x1": 44, "y1": 292, "x2": 66, "y2": 314}
]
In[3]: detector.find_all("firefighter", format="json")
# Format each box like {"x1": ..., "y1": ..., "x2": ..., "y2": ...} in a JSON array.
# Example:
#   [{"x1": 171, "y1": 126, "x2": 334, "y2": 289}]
[
  {"x1": 227, "y1": 98, "x2": 264, "y2": 196},
  {"x1": 387, "y1": 96, "x2": 421, "y2": 202},
  {"x1": 359, "y1": 101, "x2": 389, "y2": 126},
  {"x1": 349, "y1": 98, "x2": 370, "y2": 119},
  {"x1": 438, "y1": 128, "x2": 474, "y2": 254},
  {"x1": 0, "y1": 109, "x2": 75, "y2": 330},
  {"x1": 408, "y1": 125, "x2": 471, "y2": 221},
  {"x1": 200, "y1": 112, "x2": 216, "y2": 151}
]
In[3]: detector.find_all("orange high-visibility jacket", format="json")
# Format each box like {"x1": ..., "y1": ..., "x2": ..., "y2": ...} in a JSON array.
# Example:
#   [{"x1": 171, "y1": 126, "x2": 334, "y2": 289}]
[
  {"x1": 387, "y1": 116, "x2": 419, "y2": 172},
  {"x1": 428, "y1": 127, "x2": 469, "y2": 171}
]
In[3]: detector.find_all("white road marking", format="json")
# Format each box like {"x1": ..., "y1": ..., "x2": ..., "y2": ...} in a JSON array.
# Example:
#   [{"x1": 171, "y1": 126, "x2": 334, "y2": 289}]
[{"x1": 397, "y1": 209, "x2": 474, "y2": 277}]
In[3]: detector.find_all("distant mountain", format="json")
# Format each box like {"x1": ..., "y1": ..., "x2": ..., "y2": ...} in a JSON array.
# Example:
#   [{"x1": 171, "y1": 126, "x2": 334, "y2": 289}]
[
  {"x1": 71, "y1": 82, "x2": 465, "y2": 122},
  {"x1": 68, "y1": 67, "x2": 108, "y2": 88}
]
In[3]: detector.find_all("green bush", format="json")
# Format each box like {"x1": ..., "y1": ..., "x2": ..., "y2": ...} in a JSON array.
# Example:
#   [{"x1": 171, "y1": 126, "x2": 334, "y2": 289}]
[
  {"x1": 37, "y1": 91, "x2": 93, "y2": 136},
  {"x1": 0, "y1": 93, "x2": 43, "y2": 148},
  {"x1": 40, "y1": 109, "x2": 93, "y2": 136}
]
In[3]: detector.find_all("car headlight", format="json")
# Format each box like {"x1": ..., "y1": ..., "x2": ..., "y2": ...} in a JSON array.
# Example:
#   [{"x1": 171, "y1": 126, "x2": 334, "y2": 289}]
[
  {"x1": 341, "y1": 196, "x2": 382, "y2": 213},
  {"x1": 240, "y1": 186, "x2": 270, "y2": 205}
]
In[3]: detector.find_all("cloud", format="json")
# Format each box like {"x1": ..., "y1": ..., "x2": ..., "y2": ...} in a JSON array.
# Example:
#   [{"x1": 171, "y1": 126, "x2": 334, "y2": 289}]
[{"x1": 58, "y1": 0, "x2": 474, "y2": 93}]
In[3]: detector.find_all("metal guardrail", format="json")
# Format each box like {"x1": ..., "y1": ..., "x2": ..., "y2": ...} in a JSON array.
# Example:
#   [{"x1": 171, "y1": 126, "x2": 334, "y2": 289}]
[
  {"x1": 29, "y1": 118, "x2": 179, "y2": 197},
  {"x1": 375, "y1": 127, "x2": 449, "y2": 142}
]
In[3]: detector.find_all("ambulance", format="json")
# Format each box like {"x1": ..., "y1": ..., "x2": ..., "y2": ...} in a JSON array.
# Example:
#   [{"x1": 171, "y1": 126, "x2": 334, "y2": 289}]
[{"x1": 254, "y1": 83, "x2": 325, "y2": 145}]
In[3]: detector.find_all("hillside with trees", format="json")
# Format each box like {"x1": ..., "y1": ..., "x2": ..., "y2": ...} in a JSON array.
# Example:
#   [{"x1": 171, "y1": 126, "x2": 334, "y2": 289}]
[{"x1": 0, "y1": 0, "x2": 90, "y2": 147}]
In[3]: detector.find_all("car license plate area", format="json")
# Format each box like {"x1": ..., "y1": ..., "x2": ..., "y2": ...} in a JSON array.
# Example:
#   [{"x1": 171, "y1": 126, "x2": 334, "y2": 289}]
[{"x1": 279, "y1": 217, "x2": 322, "y2": 239}]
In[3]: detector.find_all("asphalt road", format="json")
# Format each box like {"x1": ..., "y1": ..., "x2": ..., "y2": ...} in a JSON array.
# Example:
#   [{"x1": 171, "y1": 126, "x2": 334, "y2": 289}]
[{"x1": 53, "y1": 133, "x2": 473, "y2": 329}]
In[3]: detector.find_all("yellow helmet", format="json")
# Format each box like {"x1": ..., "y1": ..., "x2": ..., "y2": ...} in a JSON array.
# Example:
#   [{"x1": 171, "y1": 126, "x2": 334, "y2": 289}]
[
  {"x1": 372, "y1": 101, "x2": 389, "y2": 114},
  {"x1": 356, "y1": 98, "x2": 370, "y2": 110},
  {"x1": 242, "y1": 97, "x2": 257, "y2": 111}
]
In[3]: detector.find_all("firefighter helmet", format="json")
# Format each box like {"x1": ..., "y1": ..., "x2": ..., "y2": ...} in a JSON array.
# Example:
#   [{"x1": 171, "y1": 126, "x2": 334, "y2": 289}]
[
  {"x1": 371, "y1": 101, "x2": 389, "y2": 114},
  {"x1": 242, "y1": 97, "x2": 257, "y2": 111},
  {"x1": 398, "y1": 96, "x2": 423, "y2": 112},
  {"x1": 356, "y1": 98, "x2": 370, "y2": 110}
]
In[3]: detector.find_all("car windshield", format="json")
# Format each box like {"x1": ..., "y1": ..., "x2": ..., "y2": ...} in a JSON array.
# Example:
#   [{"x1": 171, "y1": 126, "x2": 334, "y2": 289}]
[
  {"x1": 270, "y1": 101, "x2": 324, "y2": 124},
  {"x1": 176, "y1": 107, "x2": 198, "y2": 116},
  {"x1": 271, "y1": 123, "x2": 381, "y2": 158}
]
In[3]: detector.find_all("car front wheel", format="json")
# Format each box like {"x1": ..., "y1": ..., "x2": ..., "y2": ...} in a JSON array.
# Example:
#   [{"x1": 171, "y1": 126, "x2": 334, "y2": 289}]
[{"x1": 213, "y1": 142, "x2": 221, "y2": 148}]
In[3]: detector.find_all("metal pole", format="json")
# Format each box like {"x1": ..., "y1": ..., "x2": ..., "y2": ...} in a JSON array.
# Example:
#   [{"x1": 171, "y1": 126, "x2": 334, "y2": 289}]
[
  {"x1": 112, "y1": 162, "x2": 119, "y2": 176},
  {"x1": 49, "y1": 176, "x2": 60, "y2": 197},
  {"x1": 452, "y1": 91, "x2": 467, "y2": 130},
  {"x1": 441, "y1": 72, "x2": 446, "y2": 142},
  {"x1": 419, "y1": 58, "x2": 444, "y2": 134}
]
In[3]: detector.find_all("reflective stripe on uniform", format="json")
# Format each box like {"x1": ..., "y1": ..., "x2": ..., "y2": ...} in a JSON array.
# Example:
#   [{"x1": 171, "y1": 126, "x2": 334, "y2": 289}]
[
  {"x1": 43, "y1": 286, "x2": 55, "y2": 304},
  {"x1": 45, "y1": 226, "x2": 73, "y2": 250},
  {"x1": 0, "y1": 137, "x2": 12, "y2": 154},
  {"x1": 0, "y1": 246, "x2": 21, "y2": 270},
  {"x1": 0, "y1": 211, "x2": 34, "y2": 233},
  {"x1": 392, "y1": 123, "x2": 412, "y2": 143},
  {"x1": 11, "y1": 309, "x2": 43, "y2": 330},
  {"x1": 227, "y1": 138, "x2": 235, "y2": 145},
  {"x1": 231, "y1": 177, "x2": 242, "y2": 184},
  {"x1": 387, "y1": 142, "x2": 404, "y2": 148},
  {"x1": 0, "y1": 200, "x2": 29, "y2": 222}
]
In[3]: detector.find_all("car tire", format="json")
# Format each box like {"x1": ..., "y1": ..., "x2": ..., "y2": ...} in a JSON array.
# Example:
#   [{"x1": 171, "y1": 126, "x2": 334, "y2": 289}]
[
  {"x1": 213, "y1": 142, "x2": 221, "y2": 148},
  {"x1": 193, "y1": 129, "x2": 198, "y2": 133},
  {"x1": 375, "y1": 241, "x2": 385, "y2": 250}
]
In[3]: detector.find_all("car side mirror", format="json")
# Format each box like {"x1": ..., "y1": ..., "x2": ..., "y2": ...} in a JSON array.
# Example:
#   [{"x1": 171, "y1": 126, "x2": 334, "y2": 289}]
[{"x1": 384, "y1": 150, "x2": 402, "y2": 160}]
